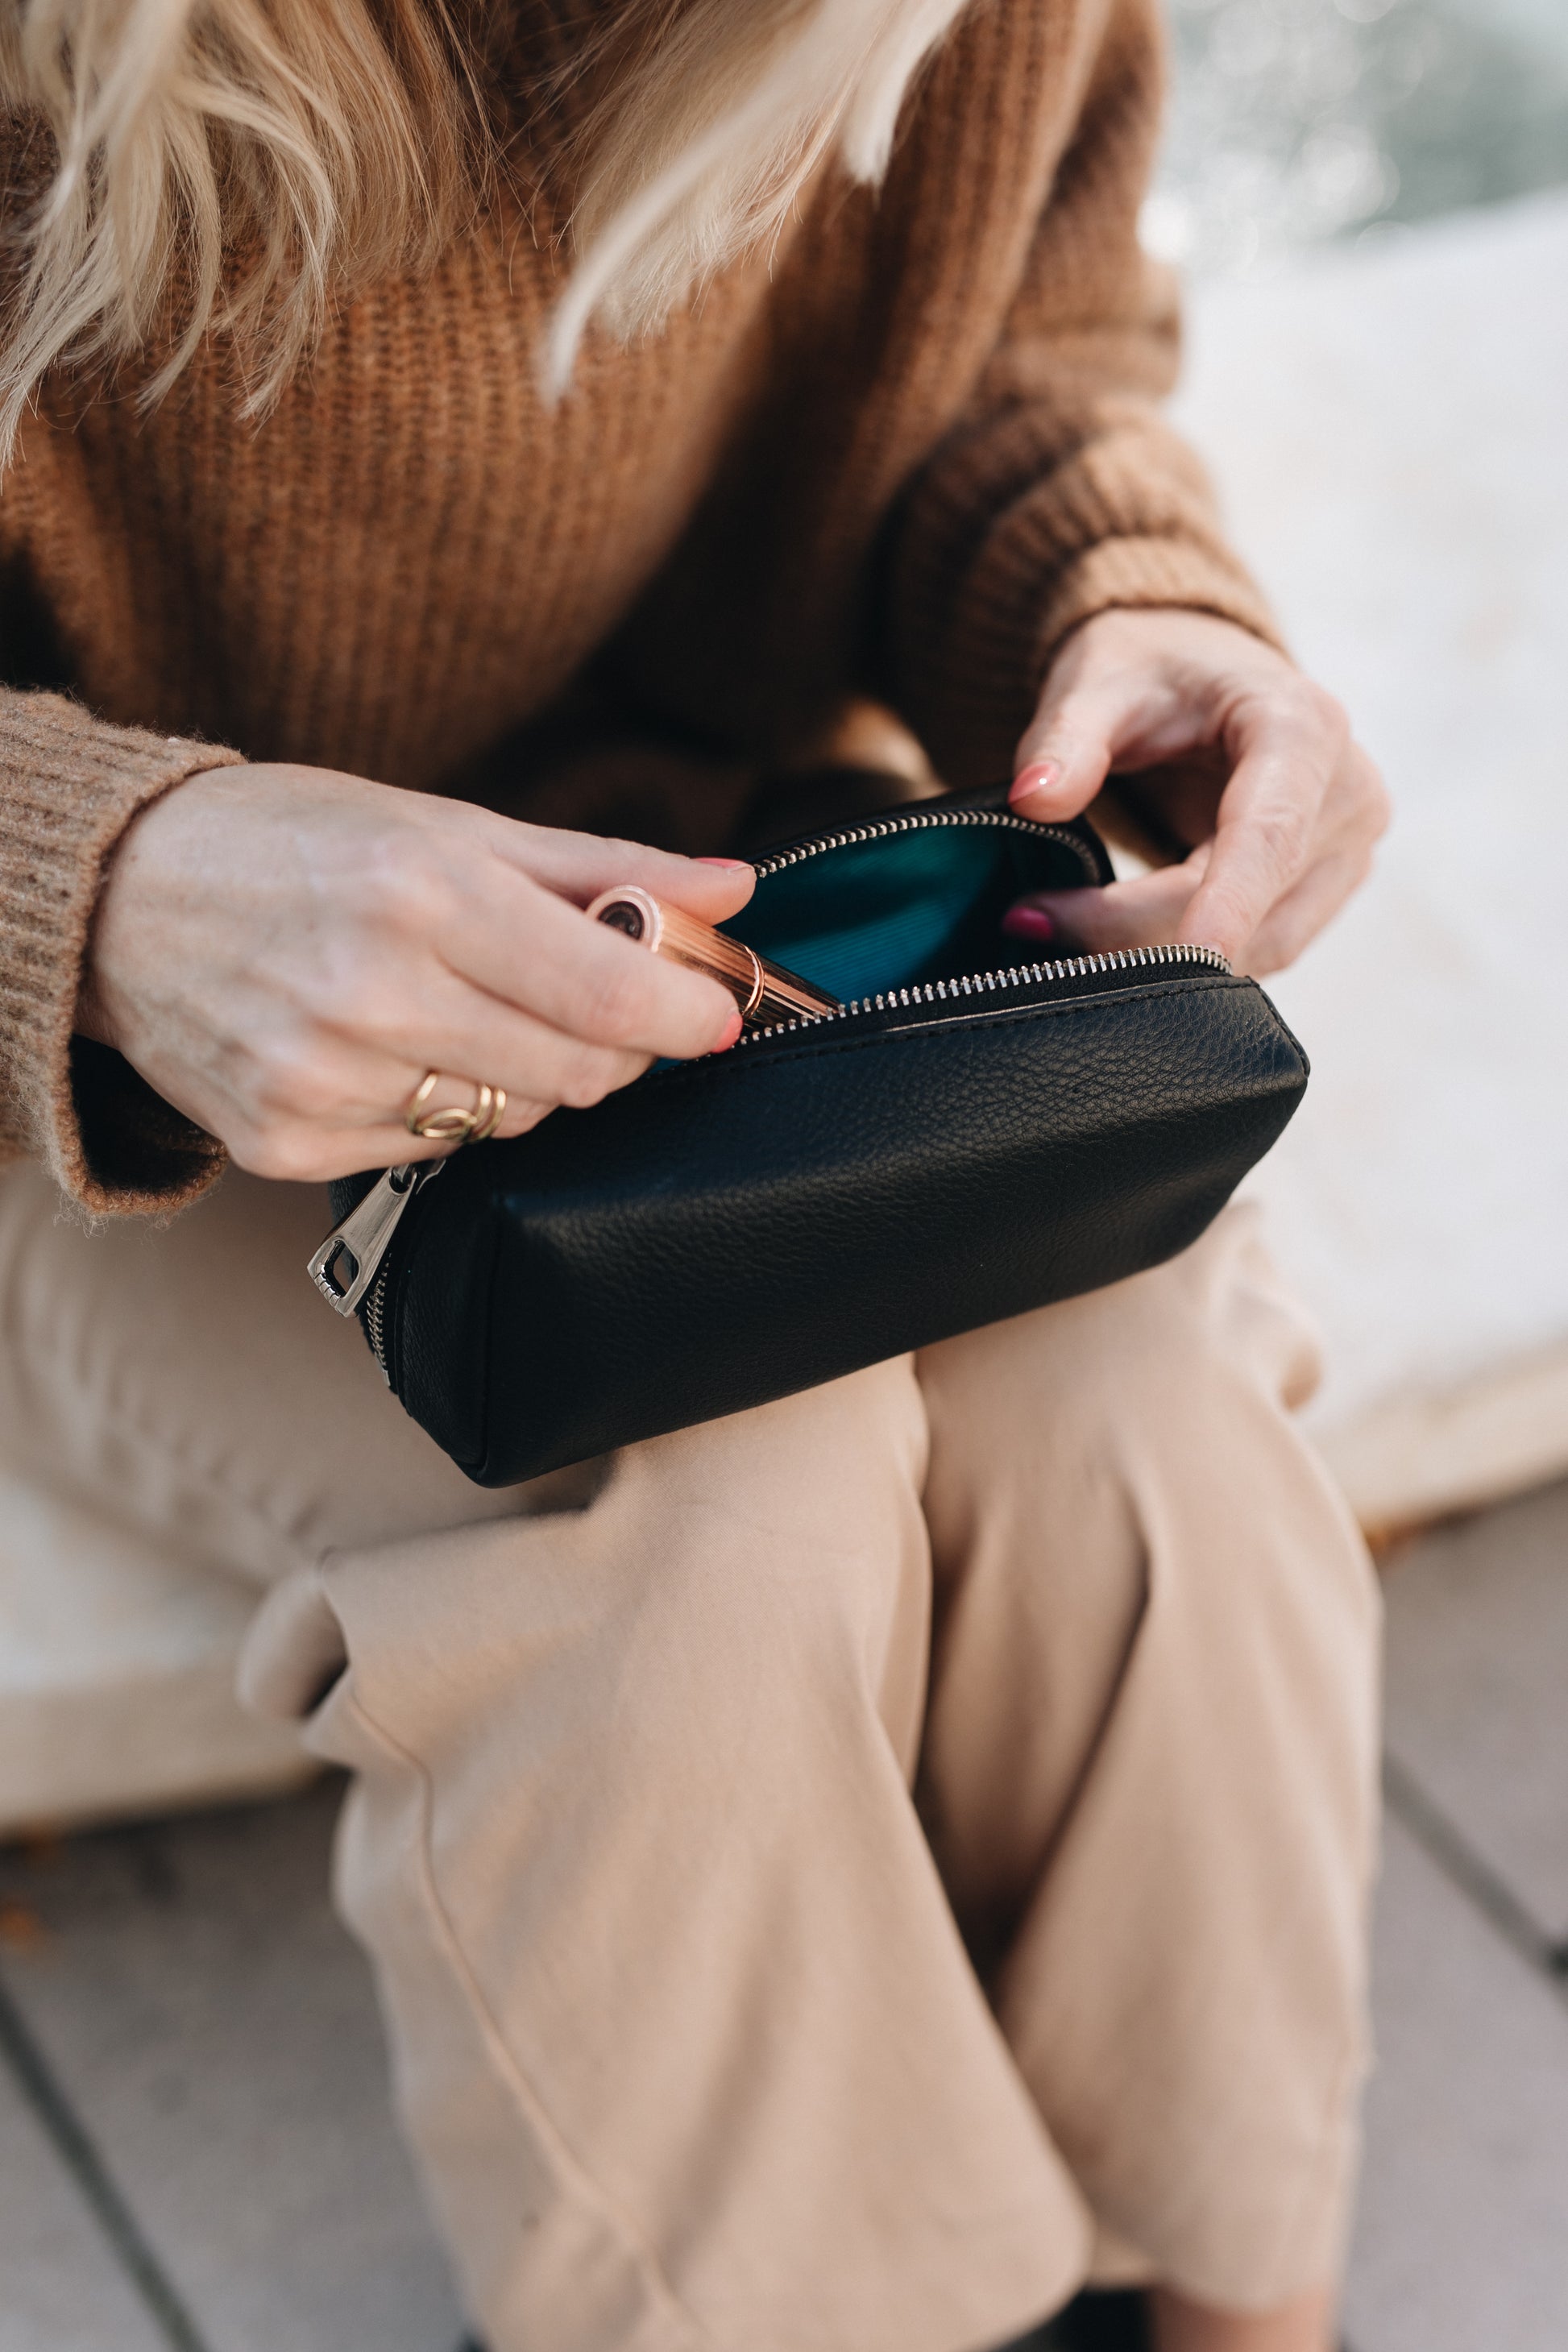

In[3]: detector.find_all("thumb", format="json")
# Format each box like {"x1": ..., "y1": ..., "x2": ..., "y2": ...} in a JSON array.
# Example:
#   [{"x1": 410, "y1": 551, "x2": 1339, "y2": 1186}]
[{"x1": 1009, "y1": 675, "x2": 1131, "y2": 820}]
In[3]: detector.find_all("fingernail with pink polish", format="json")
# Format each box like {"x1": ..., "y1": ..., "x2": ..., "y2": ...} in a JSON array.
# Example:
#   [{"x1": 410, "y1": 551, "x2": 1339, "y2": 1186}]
[
  {"x1": 1002, "y1": 904, "x2": 1055, "y2": 943},
  {"x1": 1010, "y1": 761, "x2": 1061, "y2": 806}
]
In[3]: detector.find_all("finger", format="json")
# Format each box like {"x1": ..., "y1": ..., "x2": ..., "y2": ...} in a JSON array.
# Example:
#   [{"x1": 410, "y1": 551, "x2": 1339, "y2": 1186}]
[
  {"x1": 233, "y1": 1076, "x2": 564, "y2": 1182},
  {"x1": 449, "y1": 880, "x2": 745, "y2": 1060},
  {"x1": 1010, "y1": 625, "x2": 1222, "y2": 823},
  {"x1": 266, "y1": 975, "x2": 662, "y2": 1135},
  {"x1": 1235, "y1": 744, "x2": 1388, "y2": 973},
  {"x1": 1238, "y1": 840, "x2": 1379, "y2": 977},
  {"x1": 353, "y1": 851, "x2": 745, "y2": 1061},
  {"x1": 1002, "y1": 856, "x2": 1208, "y2": 956},
  {"x1": 1176, "y1": 703, "x2": 1341, "y2": 964},
  {"x1": 376, "y1": 1006, "x2": 658, "y2": 1121},
  {"x1": 482, "y1": 818, "x2": 756, "y2": 924},
  {"x1": 333, "y1": 1019, "x2": 653, "y2": 1164},
  {"x1": 222, "y1": 1110, "x2": 461, "y2": 1186},
  {"x1": 231, "y1": 1114, "x2": 542, "y2": 1185},
  {"x1": 1009, "y1": 674, "x2": 1141, "y2": 822},
  {"x1": 398, "y1": 1070, "x2": 562, "y2": 1142}
]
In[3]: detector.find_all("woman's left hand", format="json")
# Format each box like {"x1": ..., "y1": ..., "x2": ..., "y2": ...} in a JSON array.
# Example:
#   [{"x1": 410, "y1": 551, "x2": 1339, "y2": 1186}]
[{"x1": 1003, "y1": 608, "x2": 1390, "y2": 976}]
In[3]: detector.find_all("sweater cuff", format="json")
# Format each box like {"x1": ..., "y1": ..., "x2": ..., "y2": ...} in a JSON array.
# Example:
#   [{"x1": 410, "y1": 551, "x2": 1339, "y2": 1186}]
[
  {"x1": 0, "y1": 692, "x2": 243, "y2": 1216},
  {"x1": 1033, "y1": 532, "x2": 1284, "y2": 676},
  {"x1": 911, "y1": 529, "x2": 1284, "y2": 790},
  {"x1": 886, "y1": 405, "x2": 1288, "y2": 787}
]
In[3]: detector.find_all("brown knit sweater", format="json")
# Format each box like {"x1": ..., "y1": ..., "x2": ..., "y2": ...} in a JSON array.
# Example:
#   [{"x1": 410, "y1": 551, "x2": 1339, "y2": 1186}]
[{"x1": 0, "y1": 0, "x2": 1275, "y2": 1217}]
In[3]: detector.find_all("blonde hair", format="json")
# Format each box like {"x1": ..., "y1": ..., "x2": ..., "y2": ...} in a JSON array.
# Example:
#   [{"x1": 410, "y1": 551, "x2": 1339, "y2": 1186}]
[{"x1": 0, "y1": 0, "x2": 970, "y2": 458}]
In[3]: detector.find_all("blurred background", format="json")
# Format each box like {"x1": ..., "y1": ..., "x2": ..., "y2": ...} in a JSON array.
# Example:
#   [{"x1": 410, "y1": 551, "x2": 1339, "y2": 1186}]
[
  {"x1": 1163, "y1": 14, "x2": 1568, "y2": 2342},
  {"x1": 2, "y1": 4, "x2": 1566, "y2": 2349},
  {"x1": 1154, "y1": 0, "x2": 1568, "y2": 269}
]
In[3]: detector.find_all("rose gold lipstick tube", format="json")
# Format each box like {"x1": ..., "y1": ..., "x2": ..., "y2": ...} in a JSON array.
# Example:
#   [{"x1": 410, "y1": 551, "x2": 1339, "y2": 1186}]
[{"x1": 585, "y1": 886, "x2": 840, "y2": 1028}]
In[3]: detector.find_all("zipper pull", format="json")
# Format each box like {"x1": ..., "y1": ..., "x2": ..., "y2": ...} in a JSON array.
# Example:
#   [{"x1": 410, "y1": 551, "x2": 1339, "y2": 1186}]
[{"x1": 307, "y1": 1161, "x2": 442, "y2": 1316}]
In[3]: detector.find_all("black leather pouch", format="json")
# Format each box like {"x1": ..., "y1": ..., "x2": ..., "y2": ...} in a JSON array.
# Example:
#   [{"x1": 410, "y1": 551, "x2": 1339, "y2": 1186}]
[{"x1": 313, "y1": 785, "x2": 1307, "y2": 1485}]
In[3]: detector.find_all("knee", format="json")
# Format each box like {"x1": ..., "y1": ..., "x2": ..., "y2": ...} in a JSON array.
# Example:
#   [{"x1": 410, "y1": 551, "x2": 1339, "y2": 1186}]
[
  {"x1": 1056, "y1": 1204, "x2": 1322, "y2": 1413},
  {"x1": 921, "y1": 1207, "x2": 1376, "y2": 1661},
  {"x1": 600, "y1": 1357, "x2": 933, "y2": 1740},
  {"x1": 925, "y1": 1203, "x2": 1321, "y2": 1470},
  {"x1": 302, "y1": 1354, "x2": 931, "y2": 1762}
]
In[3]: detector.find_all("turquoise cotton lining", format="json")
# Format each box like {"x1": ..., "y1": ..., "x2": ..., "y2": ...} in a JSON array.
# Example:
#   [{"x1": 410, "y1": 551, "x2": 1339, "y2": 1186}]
[{"x1": 728, "y1": 824, "x2": 1087, "y2": 1004}]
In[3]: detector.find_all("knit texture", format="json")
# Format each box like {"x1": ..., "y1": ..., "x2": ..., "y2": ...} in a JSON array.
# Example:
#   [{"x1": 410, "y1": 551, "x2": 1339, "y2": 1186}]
[
  {"x1": 0, "y1": 0, "x2": 1278, "y2": 1214},
  {"x1": 0, "y1": 699, "x2": 243, "y2": 1212}
]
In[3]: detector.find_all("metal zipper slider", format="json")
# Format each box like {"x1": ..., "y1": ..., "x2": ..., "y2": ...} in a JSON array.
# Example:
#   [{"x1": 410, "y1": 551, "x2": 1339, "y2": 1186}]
[{"x1": 307, "y1": 1161, "x2": 442, "y2": 1316}]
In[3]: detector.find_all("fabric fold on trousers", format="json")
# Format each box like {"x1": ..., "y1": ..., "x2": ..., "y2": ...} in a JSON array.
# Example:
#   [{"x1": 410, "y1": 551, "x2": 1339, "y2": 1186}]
[{"x1": 283, "y1": 1375, "x2": 1096, "y2": 2352}]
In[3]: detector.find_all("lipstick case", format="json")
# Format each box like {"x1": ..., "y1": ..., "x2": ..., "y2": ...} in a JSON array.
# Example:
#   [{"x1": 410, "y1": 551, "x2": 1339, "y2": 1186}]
[{"x1": 586, "y1": 886, "x2": 840, "y2": 1029}]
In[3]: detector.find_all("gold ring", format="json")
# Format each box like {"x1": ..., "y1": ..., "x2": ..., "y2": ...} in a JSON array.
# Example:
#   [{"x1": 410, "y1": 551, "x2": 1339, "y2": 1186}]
[{"x1": 403, "y1": 1070, "x2": 507, "y2": 1144}]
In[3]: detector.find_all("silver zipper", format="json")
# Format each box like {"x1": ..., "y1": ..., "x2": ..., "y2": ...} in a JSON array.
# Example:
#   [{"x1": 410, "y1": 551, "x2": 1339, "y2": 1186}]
[
  {"x1": 364, "y1": 1255, "x2": 393, "y2": 1380},
  {"x1": 749, "y1": 803, "x2": 1104, "y2": 886},
  {"x1": 307, "y1": 1159, "x2": 444, "y2": 1375},
  {"x1": 732, "y1": 940, "x2": 1232, "y2": 1047}
]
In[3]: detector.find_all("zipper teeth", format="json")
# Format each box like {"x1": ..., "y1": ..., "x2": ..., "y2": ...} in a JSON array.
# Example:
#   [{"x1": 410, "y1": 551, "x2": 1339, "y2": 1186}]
[
  {"x1": 736, "y1": 940, "x2": 1231, "y2": 1048},
  {"x1": 364, "y1": 1261, "x2": 391, "y2": 1376},
  {"x1": 749, "y1": 804, "x2": 1101, "y2": 882}
]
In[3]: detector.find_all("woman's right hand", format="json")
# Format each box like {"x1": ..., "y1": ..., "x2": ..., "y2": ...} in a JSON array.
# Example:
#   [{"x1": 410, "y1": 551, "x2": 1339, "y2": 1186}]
[{"x1": 77, "y1": 763, "x2": 754, "y2": 1183}]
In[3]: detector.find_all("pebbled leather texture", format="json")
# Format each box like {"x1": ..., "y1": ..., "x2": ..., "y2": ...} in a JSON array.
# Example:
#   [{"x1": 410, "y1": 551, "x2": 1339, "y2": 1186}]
[{"x1": 330, "y1": 793, "x2": 1308, "y2": 1486}]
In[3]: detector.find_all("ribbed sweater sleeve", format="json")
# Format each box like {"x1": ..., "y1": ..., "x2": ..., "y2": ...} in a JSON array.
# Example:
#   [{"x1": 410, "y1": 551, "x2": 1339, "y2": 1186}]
[
  {"x1": 0, "y1": 690, "x2": 243, "y2": 1215},
  {"x1": 881, "y1": 0, "x2": 1282, "y2": 786}
]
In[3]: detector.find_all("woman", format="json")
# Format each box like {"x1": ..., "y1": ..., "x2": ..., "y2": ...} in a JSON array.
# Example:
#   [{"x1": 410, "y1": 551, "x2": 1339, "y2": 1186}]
[{"x1": 0, "y1": 0, "x2": 1388, "y2": 2346}]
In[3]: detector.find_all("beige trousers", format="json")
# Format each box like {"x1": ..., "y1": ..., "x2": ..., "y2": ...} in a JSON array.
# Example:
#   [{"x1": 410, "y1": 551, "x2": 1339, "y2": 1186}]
[{"x1": 0, "y1": 1163, "x2": 1379, "y2": 2352}]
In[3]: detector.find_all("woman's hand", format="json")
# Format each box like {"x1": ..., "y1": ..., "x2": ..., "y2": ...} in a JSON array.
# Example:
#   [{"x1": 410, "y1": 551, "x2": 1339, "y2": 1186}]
[
  {"x1": 1003, "y1": 610, "x2": 1389, "y2": 975},
  {"x1": 77, "y1": 763, "x2": 753, "y2": 1183}
]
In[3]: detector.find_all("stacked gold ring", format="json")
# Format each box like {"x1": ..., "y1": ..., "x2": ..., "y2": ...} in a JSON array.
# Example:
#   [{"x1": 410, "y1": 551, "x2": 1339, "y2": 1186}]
[{"x1": 403, "y1": 1070, "x2": 507, "y2": 1145}]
